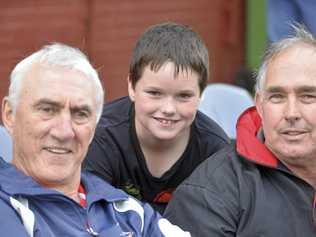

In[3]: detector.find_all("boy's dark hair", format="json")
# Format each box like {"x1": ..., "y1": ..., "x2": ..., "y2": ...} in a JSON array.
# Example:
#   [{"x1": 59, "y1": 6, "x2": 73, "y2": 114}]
[{"x1": 129, "y1": 22, "x2": 209, "y2": 93}]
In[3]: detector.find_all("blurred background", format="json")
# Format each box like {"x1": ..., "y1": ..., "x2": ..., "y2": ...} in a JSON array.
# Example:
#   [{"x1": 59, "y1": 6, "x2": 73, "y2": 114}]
[{"x1": 0, "y1": 0, "x2": 266, "y2": 108}]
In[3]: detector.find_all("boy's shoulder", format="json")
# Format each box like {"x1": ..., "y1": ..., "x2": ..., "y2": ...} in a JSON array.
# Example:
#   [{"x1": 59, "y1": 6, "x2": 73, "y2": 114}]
[{"x1": 194, "y1": 111, "x2": 230, "y2": 143}]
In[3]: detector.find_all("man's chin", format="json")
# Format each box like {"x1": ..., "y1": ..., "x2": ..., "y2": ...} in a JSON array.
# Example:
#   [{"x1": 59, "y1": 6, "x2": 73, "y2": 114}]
[{"x1": 277, "y1": 148, "x2": 310, "y2": 162}]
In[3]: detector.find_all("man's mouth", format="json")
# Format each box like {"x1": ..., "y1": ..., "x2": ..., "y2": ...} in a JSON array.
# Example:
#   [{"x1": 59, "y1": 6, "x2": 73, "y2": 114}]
[
  {"x1": 281, "y1": 128, "x2": 308, "y2": 134},
  {"x1": 44, "y1": 147, "x2": 72, "y2": 154},
  {"x1": 283, "y1": 131, "x2": 304, "y2": 135},
  {"x1": 279, "y1": 128, "x2": 309, "y2": 139}
]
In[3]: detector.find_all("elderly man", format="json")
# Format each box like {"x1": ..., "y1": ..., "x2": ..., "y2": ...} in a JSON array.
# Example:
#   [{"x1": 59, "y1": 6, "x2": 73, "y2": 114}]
[
  {"x1": 0, "y1": 43, "x2": 189, "y2": 236},
  {"x1": 164, "y1": 25, "x2": 316, "y2": 236}
]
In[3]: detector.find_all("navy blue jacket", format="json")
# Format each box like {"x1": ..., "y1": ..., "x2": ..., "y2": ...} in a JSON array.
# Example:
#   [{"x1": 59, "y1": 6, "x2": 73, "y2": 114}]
[{"x1": 0, "y1": 158, "x2": 190, "y2": 236}]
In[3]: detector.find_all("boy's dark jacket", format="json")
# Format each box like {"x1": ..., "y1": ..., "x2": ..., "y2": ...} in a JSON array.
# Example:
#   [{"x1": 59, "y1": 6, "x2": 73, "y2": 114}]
[{"x1": 83, "y1": 96, "x2": 229, "y2": 213}]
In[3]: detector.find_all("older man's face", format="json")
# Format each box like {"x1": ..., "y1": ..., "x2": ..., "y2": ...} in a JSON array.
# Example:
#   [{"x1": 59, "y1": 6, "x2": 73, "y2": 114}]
[
  {"x1": 256, "y1": 44, "x2": 316, "y2": 167},
  {"x1": 3, "y1": 62, "x2": 97, "y2": 188}
]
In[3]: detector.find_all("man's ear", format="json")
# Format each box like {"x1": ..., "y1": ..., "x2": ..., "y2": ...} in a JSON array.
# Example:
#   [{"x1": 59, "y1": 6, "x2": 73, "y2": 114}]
[
  {"x1": 127, "y1": 75, "x2": 135, "y2": 102},
  {"x1": 255, "y1": 92, "x2": 263, "y2": 118},
  {"x1": 2, "y1": 97, "x2": 15, "y2": 136}
]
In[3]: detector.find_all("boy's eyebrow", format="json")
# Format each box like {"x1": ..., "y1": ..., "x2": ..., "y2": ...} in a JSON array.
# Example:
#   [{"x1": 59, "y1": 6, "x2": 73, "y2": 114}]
[
  {"x1": 177, "y1": 89, "x2": 195, "y2": 93},
  {"x1": 145, "y1": 85, "x2": 195, "y2": 92},
  {"x1": 145, "y1": 86, "x2": 161, "y2": 90}
]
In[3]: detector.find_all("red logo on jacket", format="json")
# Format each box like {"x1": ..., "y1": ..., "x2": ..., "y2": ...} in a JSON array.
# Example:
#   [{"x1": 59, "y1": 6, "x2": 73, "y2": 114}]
[{"x1": 153, "y1": 188, "x2": 175, "y2": 203}]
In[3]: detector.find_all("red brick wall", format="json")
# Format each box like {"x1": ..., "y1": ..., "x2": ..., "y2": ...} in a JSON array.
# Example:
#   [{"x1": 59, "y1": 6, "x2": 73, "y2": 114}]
[{"x1": 0, "y1": 0, "x2": 244, "y2": 120}]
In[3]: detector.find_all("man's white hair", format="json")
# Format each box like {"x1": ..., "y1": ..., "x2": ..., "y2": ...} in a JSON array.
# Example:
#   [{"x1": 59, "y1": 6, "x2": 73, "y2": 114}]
[
  {"x1": 7, "y1": 43, "x2": 104, "y2": 122},
  {"x1": 256, "y1": 24, "x2": 316, "y2": 93}
]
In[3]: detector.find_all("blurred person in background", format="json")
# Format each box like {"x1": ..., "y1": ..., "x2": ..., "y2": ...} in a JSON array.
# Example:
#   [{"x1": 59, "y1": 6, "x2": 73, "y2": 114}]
[
  {"x1": 198, "y1": 83, "x2": 253, "y2": 139},
  {"x1": 267, "y1": 0, "x2": 316, "y2": 42}
]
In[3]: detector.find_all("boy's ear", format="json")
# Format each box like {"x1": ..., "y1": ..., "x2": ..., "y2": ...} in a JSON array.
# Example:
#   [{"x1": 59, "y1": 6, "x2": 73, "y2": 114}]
[
  {"x1": 127, "y1": 75, "x2": 135, "y2": 102},
  {"x1": 2, "y1": 97, "x2": 15, "y2": 136}
]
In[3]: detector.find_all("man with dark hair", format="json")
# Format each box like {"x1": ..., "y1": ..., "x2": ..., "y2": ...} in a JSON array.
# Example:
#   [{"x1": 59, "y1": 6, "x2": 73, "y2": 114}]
[
  {"x1": 83, "y1": 22, "x2": 229, "y2": 213},
  {"x1": 164, "y1": 24, "x2": 316, "y2": 236}
]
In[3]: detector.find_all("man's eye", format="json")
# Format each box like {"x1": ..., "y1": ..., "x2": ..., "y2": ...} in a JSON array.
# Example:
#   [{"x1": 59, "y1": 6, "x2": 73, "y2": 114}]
[
  {"x1": 73, "y1": 111, "x2": 90, "y2": 123},
  {"x1": 300, "y1": 94, "x2": 316, "y2": 103},
  {"x1": 37, "y1": 105, "x2": 56, "y2": 119},
  {"x1": 40, "y1": 106, "x2": 55, "y2": 114},
  {"x1": 268, "y1": 94, "x2": 285, "y2": 103}
]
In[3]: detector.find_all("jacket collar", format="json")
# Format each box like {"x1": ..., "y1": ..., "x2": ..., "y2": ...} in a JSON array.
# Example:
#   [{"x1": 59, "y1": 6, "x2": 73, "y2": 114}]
[
  {"x1": 81, "y1": 172, "x2": 128, "y2": 203},
  {"x1": 236, "y1": 107, "x2": 279, "y2": 168},
  {"x1": 0, "y1": 158, "x2": 128, "y2": 203}
]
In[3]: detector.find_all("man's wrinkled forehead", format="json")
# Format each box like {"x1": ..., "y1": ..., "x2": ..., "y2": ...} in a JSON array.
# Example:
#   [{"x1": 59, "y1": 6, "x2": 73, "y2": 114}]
[
  {"x1": 20, "y1": 62, "x2": 96, "y2": 109},
  {"x1": 262, "y1": 45, "x2": 316, "y2": 86}
]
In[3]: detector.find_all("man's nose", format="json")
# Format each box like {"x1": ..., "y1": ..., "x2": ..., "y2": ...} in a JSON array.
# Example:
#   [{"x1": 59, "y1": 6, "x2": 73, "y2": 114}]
[
  {"x1": 284, "y1": 97, "x2": 301, "y2": 123},
  {"x1": 50, "y1": 113, "x2": 75, "y2": 141}
]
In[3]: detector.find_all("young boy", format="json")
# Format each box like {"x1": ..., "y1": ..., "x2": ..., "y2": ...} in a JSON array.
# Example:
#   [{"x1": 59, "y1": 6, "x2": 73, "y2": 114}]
[{"x1": 83, "y1": 22, "x2": 229, "y2": 213}]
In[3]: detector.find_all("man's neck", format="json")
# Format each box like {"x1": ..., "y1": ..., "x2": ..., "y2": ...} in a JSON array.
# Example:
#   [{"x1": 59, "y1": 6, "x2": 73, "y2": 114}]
[
  {"x1": 12, "y1": 159, "x2": 82, "y2": 203},
  {"x1": 64, "y1": 188, "x2": 81, "y2": 203},
  {"x1": 282, "y1": 160, "x2": 316, "y2": 189}
]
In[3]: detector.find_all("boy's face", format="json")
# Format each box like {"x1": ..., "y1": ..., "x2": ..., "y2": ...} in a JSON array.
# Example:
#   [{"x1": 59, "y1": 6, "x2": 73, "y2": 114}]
[{"x1": 128, "y1": 62, "x2": 200, "y2": 143}]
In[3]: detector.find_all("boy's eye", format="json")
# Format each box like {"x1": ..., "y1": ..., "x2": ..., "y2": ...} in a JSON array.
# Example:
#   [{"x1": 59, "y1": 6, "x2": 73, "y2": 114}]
[
  {"x1": 146, "y1": 90, "x2": 161, "y2": 96},
  {"x1": 178, "y1": 93, "x2": 193, "y2": 99}
]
